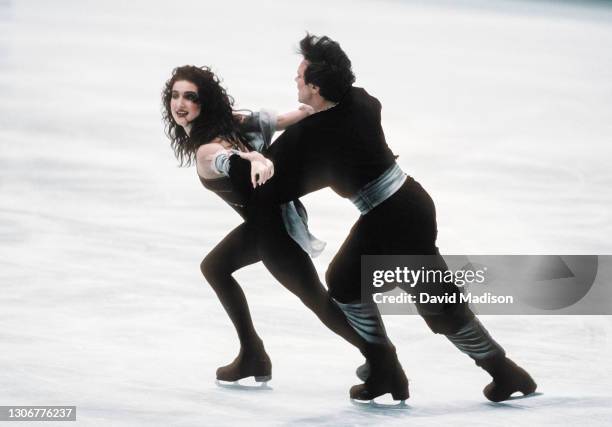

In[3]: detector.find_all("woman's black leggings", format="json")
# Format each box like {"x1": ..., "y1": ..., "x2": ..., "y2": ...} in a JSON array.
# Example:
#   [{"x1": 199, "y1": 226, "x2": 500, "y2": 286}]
[{"x1": 200, "y1": 219, "x2": 367, "y2": 352}]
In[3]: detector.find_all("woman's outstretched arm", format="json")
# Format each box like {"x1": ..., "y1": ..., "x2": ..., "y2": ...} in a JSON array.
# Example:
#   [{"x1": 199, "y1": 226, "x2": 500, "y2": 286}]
[{"x1": 196, "y1": 139, "x2": 274, "y2": 188}]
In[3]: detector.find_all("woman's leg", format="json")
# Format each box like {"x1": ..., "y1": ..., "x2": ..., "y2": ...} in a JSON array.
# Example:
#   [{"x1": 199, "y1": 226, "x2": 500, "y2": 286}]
[
  {"x1": 201, "y1": 223, "x2": 262, "y2": 349},
  {"x1": 256, "y1": 213, "x2": 368, "y2": 353}
]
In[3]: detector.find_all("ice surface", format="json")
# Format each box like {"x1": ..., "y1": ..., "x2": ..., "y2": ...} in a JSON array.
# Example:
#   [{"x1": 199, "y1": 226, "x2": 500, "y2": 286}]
[{"x1": 1, "y1": 0, "x2": 611, "y2": 425}]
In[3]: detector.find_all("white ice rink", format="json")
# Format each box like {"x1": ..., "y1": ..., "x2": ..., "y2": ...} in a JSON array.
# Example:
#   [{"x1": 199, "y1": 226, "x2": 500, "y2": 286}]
[{"x1": 1, "y1": 0, "x2": 612, "y2": 425}]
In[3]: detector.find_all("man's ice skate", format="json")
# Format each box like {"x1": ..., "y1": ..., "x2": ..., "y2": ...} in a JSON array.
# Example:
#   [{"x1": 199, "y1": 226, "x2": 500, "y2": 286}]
[
  {"x1": 477, "y1": 356, "x2": 537, "y2": 402},
  {"x1": 444, "y1": 318, "x2": 537, "y2": 402},
  {"x1": 349, "y1": 378, "x2": 409, "y2": 408},
  {"x1": 215, "y1": 346, "x2": 272, "y2": 389},
  {"x1": 349, "y1": 346, "x2": 409, "y2": 407}
]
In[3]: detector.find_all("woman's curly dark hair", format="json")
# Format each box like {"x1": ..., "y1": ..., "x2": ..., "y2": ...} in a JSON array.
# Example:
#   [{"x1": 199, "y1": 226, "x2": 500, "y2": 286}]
[{"x1": 162, "y1": 65, "x2": 250, "y2": 166}]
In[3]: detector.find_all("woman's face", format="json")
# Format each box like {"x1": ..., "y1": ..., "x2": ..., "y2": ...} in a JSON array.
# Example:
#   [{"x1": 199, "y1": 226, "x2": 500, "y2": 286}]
[{"x1": 170, "y1": 80, "x2": 201, "y2": 128}]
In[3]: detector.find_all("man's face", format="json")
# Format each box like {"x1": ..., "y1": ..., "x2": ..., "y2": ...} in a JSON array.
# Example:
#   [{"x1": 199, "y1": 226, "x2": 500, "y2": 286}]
[{"x1": 295, "y1": 59, "x2": 316, "y2": 105}]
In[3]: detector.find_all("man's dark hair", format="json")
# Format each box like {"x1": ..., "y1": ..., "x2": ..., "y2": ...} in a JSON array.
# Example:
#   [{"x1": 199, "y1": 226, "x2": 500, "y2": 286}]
[{"x1": 299, "y1": 33, "x2": 355, "y2": 102}]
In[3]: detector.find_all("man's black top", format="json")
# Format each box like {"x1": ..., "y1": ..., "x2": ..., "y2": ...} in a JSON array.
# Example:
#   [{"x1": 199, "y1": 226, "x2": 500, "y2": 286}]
[{"x1": 260, "y1": 86, "x2": 398, "y2": 204}]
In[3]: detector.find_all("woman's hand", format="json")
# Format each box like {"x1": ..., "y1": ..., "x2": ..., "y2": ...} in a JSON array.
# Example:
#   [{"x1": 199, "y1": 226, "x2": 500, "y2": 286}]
[
  {"x1": 236, "y1": 150, "x2": 267, "y2": 163},
  {"x1": 250, "y1": 158, "x2": 274, "y2": 188},
  {"x1": 276, "y1": 104, "x2": 314, "y2": 130},
  {"x1": 233, "y1": 150, "x2": 274, "y2": 187},
  {"x1": 298, "y1": 104, "x2": 315, "y2": 116}
]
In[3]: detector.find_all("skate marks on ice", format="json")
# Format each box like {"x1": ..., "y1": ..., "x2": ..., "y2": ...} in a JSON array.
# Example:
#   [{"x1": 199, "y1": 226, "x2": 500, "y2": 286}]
[
  {"x1": 289, "y1": 406, "x2": 414, "y2": 427},
  {"x1": 405, "y1": 395, "x2": 611, "y2": 418},
  {"x1": 287, "y1": 395, "x2": 612, "y2": 427}
]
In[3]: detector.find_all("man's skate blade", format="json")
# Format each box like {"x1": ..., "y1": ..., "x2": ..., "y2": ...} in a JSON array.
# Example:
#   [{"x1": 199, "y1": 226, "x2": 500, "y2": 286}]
[
  {"x1": 488, "y1": 391, "x2": 543, "y2": 403},
  {"x1": 215, "y1": 378, "x2": 273, "y2": 391},
  {"x1": 350, "y1": 394, "x2": 410, "y2": 410}
]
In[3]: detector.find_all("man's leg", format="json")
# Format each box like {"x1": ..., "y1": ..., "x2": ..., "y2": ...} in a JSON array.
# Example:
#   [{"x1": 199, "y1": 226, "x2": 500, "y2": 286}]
[
  {"x1": 352, "y1": 179, "x2": 536, "y2": 402},
  {"x1": 443, "y1": 315, "x2": 537, "y2": 402},
  {"x1": 326, "y1": 218, "x2": 409, "y2": 402},
  {"x1": 412, "y1": 253, "x2": 537, "y2": 402}
]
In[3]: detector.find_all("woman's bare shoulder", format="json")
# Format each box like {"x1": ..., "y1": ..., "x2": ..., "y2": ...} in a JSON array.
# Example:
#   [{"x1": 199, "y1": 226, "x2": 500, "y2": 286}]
[{"x1": 196, "y1": 138, "x2": 230, "y2": 159}]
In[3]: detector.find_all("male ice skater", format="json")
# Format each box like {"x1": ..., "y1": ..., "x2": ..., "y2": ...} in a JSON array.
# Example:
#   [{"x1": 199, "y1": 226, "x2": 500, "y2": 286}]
[{"x1": 243, "y1": 33, "x2": 536, "y2": 403}]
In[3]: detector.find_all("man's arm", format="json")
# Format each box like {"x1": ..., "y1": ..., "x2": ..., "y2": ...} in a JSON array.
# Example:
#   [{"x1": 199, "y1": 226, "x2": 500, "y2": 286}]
[
  {"x1": 275, "y1": 105, "x2": 314, "y2": 131},
  {"x1": 256, "y1": 124, "x2": 332, "y2": 205}
]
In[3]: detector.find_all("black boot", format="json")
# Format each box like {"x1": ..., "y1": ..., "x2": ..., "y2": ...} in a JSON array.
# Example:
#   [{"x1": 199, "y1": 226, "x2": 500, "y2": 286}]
[
  {"x1": 477, "y1": 356, "x2": 537, "y2": 402},
  {"x1": 350, "y1": 344, "x2": 409, "y2": 401},
  {"x1": 332, "y1": 299, "x2": 408, "y2": 400},
  {"x1": 445, "y1": 318, "x2": 536, "y2": 402},
  {"x1": 216, "y1": 342, "x2": 271, "y2": 382},
  {"x1": 332, "y1": 299, "x2": 389, "y2": 383}
]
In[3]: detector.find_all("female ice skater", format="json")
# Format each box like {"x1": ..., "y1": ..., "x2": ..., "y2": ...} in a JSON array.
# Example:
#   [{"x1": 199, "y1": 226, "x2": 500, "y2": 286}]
[{"x1": 161, "y1": 65, "x2": 371, "y2": 384}]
